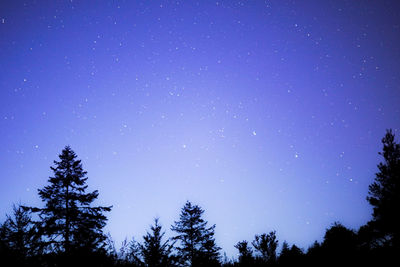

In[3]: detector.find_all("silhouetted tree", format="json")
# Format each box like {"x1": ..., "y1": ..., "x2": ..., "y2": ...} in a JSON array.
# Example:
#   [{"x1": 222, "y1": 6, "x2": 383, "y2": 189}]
[
  {"x1": 104, "y1": 233, "x2": 118, "y2": 261},
  {"x1": 221, "y1": 252, "x2": 234, "y2": 267},
  {"x1": 357, "y1": 222, "x2": 384, "y2": 251},
  {"x1": 104, "y1": 234, "x2": 137, "y2": 266},
  {"x1": 252, "y1": 231, "x2": 278, "y2": 264},
  {"x1": 278, "y1": 241, "x2": 304, "y2": 266},
  {"x1": 320, "y1": 222, "x2": 358, "y2": 264},
  {"x1": 234, "y1": 240, "x2": 253, "y2": 266},
  {"x1": 139, "y1": 218, "x2": 175, "y2": 267},
  {"x1": 2, "y1": 204, "x2": 41, "y2": 257},
  {"x1": 171, "y1": 201, "x2": 220, "y2": 267},
  {"x1": 367, "y1": 129, "x2": 400, "y2": 248},
  {"x1": 322, "y1": 222, "x2": 357, "y2": 253},
  {"x1": 0, "y1": 204, "x2": 43, "y2": 265},
  {"x1": 115, "y1": 237, "x2": 132, "y2": 265},
  {"x1": 305, "y1": 241, "x2": 323, "y2": 265},
  {"x1": 0, "y1": 222, "x2": 14, "y2": 265},
  {"x1": 25, "y1": 146, "x2": 112, "y2": 257},
  {"x1": 129, "y1": 237, "x2": 144, "y2": 266},
  {"x1": 278, "y1": 241, "x2": 289, "y2": 263},
  {"x1": 288, "y1": 244, "x2": 303, "y2": 258}
]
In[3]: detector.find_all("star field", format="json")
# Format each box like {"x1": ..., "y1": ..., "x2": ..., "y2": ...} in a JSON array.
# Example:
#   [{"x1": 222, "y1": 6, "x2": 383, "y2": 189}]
[{"x1": 1, "y1": 0, "x2": 400, "y2": 257}]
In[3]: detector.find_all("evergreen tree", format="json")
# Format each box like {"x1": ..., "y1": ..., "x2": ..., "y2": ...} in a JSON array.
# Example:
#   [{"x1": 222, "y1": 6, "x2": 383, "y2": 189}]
[
  {"x1": 104, "y1": 233, "x2": 118, "y2": 261},
  {"x1": 288, "y1": 244, "x2": 303, "y2": 259},
  {"x1": 252, "y1": 231, "x2": 278, "y2": 264},
  {"x1": 0, "y1": 204, "x2": 41, "y2": 265},
  {"x1": 278, "y1": 241, "x2": 304, "y2": 266},
  {"x1": 278, "y1": 241, "x2": 290, "y2": 264},
  {"x1": 2, "y1": 204, "x2": 37, "y2": 256},
  {"x1": 171, "y1": 201, "x2": 220, "y2": 267},
  {"x1": 305, "y1": 241, "x2": 323, "y2": 265},
  {"x1": 129, "y1": 237, "x2": 144, "y2": 266},
  {"x1": 25, "y1": 146, "x2": 111, "y2": 255},
  {"x1": 234, "y1": 240, "x2": 253, "y2": 266},
  {"x1": 367, "y1": 129, "x2": 400, "y2": 248},
  {"x1": 139, "y1": 218, "x2": 175, "y2": 267}
]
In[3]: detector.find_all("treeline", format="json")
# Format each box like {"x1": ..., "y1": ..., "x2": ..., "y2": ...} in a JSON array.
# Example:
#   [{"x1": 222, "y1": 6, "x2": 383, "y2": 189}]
[{"x1": 1, "y1": 129, "x2": 399, "y2": 266}]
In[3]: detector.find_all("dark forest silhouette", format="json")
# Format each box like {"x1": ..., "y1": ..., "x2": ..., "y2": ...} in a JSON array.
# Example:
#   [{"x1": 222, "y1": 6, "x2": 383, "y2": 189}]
[{"x1": 1, "y1": 129, "x2": 399, "y2": 266}]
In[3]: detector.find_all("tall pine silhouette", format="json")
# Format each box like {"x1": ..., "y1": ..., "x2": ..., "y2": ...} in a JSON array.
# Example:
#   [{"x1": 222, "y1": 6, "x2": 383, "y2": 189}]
[
  {"x1": 367, "y1": 129, "x2": 400, "y2": 248},
  {"x1": 139, "y1": 218, "x2": 175, "y2": 267},
  {"x1": 26, "y1": 146, "x2": 111, "y2": 254},
  {"x1": 171, "y1": 201, "x2": 220, "y2": 267}
]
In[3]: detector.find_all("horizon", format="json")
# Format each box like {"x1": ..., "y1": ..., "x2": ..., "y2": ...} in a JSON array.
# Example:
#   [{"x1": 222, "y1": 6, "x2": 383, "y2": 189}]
[{"x1": 1, "y1": 0, "x2": 399, "y2": 259}]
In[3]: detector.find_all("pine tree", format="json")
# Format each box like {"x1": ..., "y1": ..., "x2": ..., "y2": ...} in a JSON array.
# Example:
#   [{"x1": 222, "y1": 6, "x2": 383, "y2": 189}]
[
  {"x1": 139, "y1": 218, "x2": 175, "y2": 267},
  {"x1": 119, "y1": 237, "x2": 131, "y2": 263},
  {"x1": 367, "y1": 129, "x2": 400, "y2": 247},
  {"x1": 128, "y1": 237, "x2": 144, "y2": 266},
  {"x1": 252, "y1": 231, "x2": 278, "y2": 264},
  {"x1": 0, "y1": 204, "x2": 41, "y2": 264},
  {"x1": 104, "y1": 233, "x2": 118, "y2": 261},
  {"x1": 26, "y1": 146, "x2": 111, "y2": 254},
  {"x1": 171, "y1": 201, "x2": 220, "y2": 267},
  {"x1": 234, "y1": 240, "x2": 253, "y2": 266},
  {"x1": 278, "y1": 241, "x2": 290, "y2": 264}
]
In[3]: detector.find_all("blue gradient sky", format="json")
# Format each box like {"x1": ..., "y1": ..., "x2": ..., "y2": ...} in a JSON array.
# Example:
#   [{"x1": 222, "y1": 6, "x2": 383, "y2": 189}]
[{"x1": 1, "y1": 0, "x2": 399, "y2": 257}]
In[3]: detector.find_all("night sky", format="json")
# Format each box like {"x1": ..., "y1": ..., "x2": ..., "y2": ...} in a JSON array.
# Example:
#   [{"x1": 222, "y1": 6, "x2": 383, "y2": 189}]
[{"x1": 1, "y1": 0, "x2": 400, "y2": 257}]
